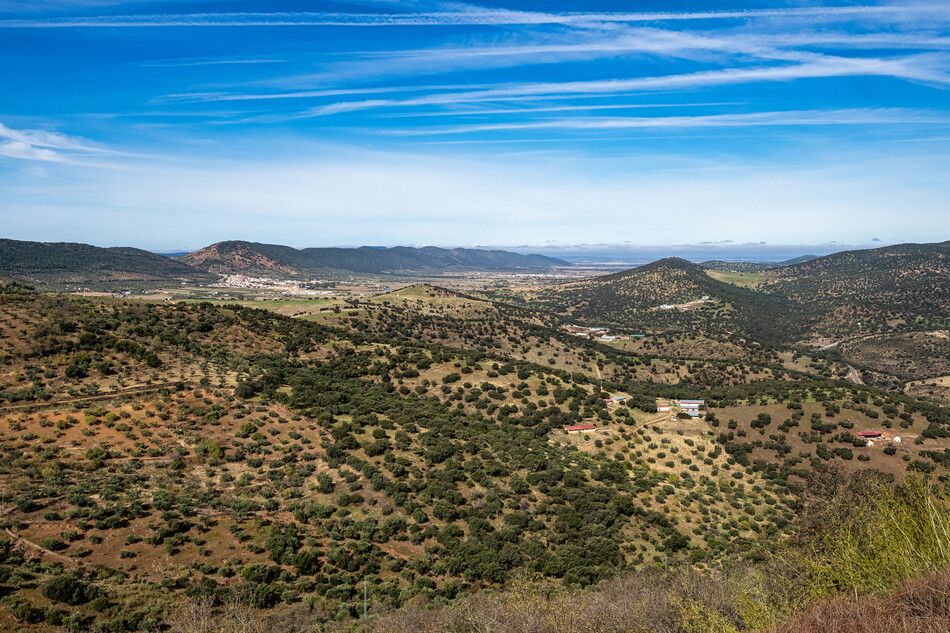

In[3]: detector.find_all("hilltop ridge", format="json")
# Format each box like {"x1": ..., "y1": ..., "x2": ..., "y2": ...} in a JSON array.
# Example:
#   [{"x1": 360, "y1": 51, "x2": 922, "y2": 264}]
[
  {"x1": 181, "y1": 241, "x2": 570, "y2": 276},
  {"x1": 528, "y1": 241, "x2": 949, "y2": 348},
  {"x1": 0, "y1": 238, "x2": 214, "y2": 286},
  {"x1": 0, "y1": 238, "x2": 570, "y2": 287}
]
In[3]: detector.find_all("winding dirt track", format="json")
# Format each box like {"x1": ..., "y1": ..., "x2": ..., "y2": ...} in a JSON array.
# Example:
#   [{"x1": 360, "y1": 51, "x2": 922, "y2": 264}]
[
  {"x1": 4, "y1": 528, "x2": 77, "y2": 566},
  {"x1": 0, "y1": 381, "x2": 188, "y2": 413}
]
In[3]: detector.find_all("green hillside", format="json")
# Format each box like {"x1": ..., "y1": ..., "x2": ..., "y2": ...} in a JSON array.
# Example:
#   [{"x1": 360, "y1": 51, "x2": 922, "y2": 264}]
[
  {"x1": 182, "y1": 241, "x2": 570, "y2": 276},
  {"x1": 531, "y1": 242, "x2": 950, "y2": 347},
  {"x1": 764, "y1": 241, "x2": 950, "y2": 338},
  {"x1": 0, "y1": 238, "x2": 213, "y2": 286},
  {"x1": 532, "y1": 258, "x2": 803, "y2": 345}
]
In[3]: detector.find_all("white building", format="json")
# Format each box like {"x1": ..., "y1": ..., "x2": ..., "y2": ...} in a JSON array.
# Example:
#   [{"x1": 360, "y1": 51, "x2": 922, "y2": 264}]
[{"x1": 677, "y1": 400, "x2": 705, "y2": 417}]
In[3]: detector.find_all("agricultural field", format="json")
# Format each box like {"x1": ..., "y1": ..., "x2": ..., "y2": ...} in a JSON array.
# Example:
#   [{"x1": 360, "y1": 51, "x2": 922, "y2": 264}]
[{"x1": 703, "y1": 269, "x2": 771, "y2": 289}]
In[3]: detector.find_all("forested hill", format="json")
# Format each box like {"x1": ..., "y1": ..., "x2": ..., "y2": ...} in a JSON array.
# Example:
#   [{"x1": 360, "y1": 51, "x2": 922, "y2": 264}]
[
  {"x1": 532, "y1": 257, "x2": 801, "y2": 344},
  {"x1": 763, "y1": 241, "x2": 950, "y2": 337},
  {"x1": 765, "y1": 241, "x2": 949, "y2": 301},
  {"x1": 181, "y1": 241, "x2": 570, "y2": 275},
  {"x1": 0, "y1": 238, "x2": 214, "y2": 286},
  {"x1": 530, "y1": 241, "x2": 950, "y2": 346}
]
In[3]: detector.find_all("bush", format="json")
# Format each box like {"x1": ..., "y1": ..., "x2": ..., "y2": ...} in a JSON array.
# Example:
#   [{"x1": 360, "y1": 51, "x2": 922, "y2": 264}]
[
  {"x1": 43, "y1": 572, "x2": 100, "y2": 605},
  {"x1": 40, "y1": 537, "x2": 68, "y2": 552}
]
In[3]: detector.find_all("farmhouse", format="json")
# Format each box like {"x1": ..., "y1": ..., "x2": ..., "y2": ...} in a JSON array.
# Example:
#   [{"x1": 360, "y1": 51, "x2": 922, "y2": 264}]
[
  {"x1": 855, "y1": 430, "x2": 904, "y2": 447},
  {"x1": 563, "y1": 423, "x2": 597, "y2": 434},
  {"x1": 657, "y1": 296, "x2": 714, "y2": 311},
  {"x1": 677, "y1": 399, "x2": 705, "y2": 417},
  {"x1": 564, "y1": 325, "x2": 589, "y2": 335},
  {"x1": 562, "y1": 324, "x2": 610, "y2": 338},
  {"x1": 656, "y1": 398, "x2": 706, "y2": 417}
]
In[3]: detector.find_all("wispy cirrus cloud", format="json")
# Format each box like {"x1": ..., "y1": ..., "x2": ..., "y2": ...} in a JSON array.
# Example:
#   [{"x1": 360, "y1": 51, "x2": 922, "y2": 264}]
[
  {"x1": 137, "y1": 58, "x2": 285, "y2": 68},
  {"x1": 381, "y1": 102, "x2": 745, "y2": 118},
  {"x1": 1, "y1": 4, "x2": 948, "y2": 28},
  {"x1": 160, "y1": 52, "x2": 948, "y2": 118},
  {"x1": 288, "y1": 55, "x2": 950, "y2": 119},
  {"x1": 0, "y1": 121, "x2": 123, "y2": 164},
  {"x1": 265, "y1": 27, "x2": 950, "y2": 89},
  {"x1": 387, "y1": 108, "x2": 950, "y2": 136},
  {"x1": 274, "y1": 28, "x2": 780, "y2": 86},
  {"x1": 156, "y1": 84, "x2": 479, "y2": 105},
  {"x1": 756, "y1": 33, "x2": 950, "y2": 50},
  {"x1": 0, "y1": 0, "x2": 135, "y2": 12}
]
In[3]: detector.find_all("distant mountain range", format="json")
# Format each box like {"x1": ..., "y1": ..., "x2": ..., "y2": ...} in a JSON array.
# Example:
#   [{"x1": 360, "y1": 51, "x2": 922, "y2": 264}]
[
  {"x1": 180, "y1": 240, "x2": 569, "y2": 275},
  {"x1": 0, "y1": 238, "x2": 569, "y2": 286}
]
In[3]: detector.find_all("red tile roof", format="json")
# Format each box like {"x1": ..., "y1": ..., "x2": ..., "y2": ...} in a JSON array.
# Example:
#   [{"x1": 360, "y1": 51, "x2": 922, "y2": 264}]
[{"x1": 563, "y1": 423, "x2": 597, "y2": 432}]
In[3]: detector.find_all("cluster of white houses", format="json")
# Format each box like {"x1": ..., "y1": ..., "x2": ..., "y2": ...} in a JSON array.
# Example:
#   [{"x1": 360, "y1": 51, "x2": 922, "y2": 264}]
[
  {"x1": 656, "y1": 398, "x2": 706, "y2": 417},
  {"x1": 563, "y1": 324, "x2": 610, "y2": 339},
  {"x1": 562, "y1": 324, "x2": 643, "y2": 342}
]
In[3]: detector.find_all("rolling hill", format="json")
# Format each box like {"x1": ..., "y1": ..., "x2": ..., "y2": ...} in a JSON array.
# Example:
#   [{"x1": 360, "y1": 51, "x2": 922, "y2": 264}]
[
  {"x1": 530, "y1": 242, "x2": 949, "y2": 348},
  {"x1": 0, "y1": 238, "x2": 214, "y2": 286},
  {"x1": 181, "y1": 241, "x2": 570, "y2": 276},
  {"x1": 531, "y1": 257, "x2": 801, "y2": 344},
  {"x1": 0, "y1": 239, "x2": 571, "y2": 288},
  {"x1": 0, "y1": 281, "x2": 947, "y2": 632},
  {"x1": 763, "y1": 241, "x2": 950, "y2": 339}
]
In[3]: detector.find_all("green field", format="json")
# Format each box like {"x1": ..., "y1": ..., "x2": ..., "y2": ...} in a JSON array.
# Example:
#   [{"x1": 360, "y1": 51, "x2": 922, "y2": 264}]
[{"x1": 704, "y1": 269, "x2": 770, "y2": 288}]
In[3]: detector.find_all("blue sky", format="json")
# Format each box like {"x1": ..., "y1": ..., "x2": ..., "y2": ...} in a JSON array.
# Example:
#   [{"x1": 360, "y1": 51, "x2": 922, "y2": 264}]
[{"x1": 0, "y1": 0, "x2": 948, "y2": 250}]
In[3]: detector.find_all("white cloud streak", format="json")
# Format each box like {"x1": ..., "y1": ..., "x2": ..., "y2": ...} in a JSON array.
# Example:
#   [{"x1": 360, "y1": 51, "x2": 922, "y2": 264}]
[
  {"x1": 157, "y1": 84, "x2": 490, "y2": 104},
  {"x1": 137, "y1": 58, "x2": 285, "y2": 68},
  {"x1": 0, "y1": 121, "x2": 124, "y2": 164},
  {"x1": 1, "y1": 4, "x2": 948, "y2": 28},
  {"x1": 260, "y1": 27, "x2": 950, "y2": 91},
  {"x1": 382, "y1": 102, "x2": 745, "y2": 118},
  {"x1": 0, "y1": 139, "x2": 64, "y2": 162},
  {"x1": 294, "y1": 55, "x2": 949, "y2": 118},
  {"x1": 387, "y1": 108, "x2": 950, "y2": 135},
  {"x1": 274, "y1": 28, "x2": 782, "y2": 86}
]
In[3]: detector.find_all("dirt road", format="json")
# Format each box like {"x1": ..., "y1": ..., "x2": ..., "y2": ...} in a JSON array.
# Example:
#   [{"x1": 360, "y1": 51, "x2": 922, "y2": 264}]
[
  {"x1": 0, "y1": 381, "x2": 188, "y2": 413},
  {"x1": 845, "y1": 365, "x2": 865, "y2": 385}
]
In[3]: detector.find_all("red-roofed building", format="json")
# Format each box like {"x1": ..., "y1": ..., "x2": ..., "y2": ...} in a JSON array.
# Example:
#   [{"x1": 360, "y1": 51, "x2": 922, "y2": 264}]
[{"x1": 563, "y1": 423, "x2": 597, "y2": 434}]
